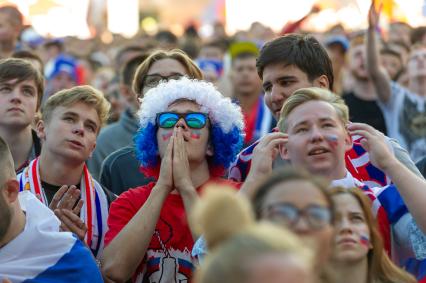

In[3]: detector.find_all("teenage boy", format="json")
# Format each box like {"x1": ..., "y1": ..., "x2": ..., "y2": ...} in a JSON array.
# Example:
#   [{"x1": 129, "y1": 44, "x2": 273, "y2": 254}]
[
  {"x1": 0, "y1": 58, "x2": 43, "y2": 173},
  {"x1": 17, "y1": 85, "x2": 113, "y2": 258},
  {"x1": 245, "y1": 87, "x2": 426, "y2": 281},
  {"x1": 229, "y1": 34, "x2": 422, "y2": 186}
]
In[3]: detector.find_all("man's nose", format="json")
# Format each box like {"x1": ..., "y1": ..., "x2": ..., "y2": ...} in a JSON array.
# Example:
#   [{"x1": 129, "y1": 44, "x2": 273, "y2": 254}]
[{"x1": 309, "y1": 125, "x2": 325, "y2": 142}]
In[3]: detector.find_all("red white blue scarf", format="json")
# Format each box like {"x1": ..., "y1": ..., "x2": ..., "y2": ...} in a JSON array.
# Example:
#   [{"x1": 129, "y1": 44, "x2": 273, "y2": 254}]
[{"x1": 17, "y1": 158, "x2": 108, "y2": 258}]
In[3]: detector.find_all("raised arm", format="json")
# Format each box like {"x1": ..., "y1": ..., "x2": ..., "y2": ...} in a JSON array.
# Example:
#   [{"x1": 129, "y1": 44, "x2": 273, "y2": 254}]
[
  {"x1": 348, "y1": 123, "x2": 426, "y2": 233},
  {"x1": 366, "y1": 0, "x2": 392, "y2": 104},
  {"x1": 101, "y1": 185, "x2": 169, "y2": 283},
  {"x1": 101, "y1": 135, "x2": 175, "y2": 283}
]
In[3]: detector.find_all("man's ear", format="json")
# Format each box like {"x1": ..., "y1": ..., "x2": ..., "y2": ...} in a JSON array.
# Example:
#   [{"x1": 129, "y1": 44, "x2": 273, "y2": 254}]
[
  {"x1": 313, "y1": 74, "x2": 330, "y2": 89},
  {"x1": 279, "y1": 143, "x2": 290, "y2": 160},
  {"x1": 3, "y1": 179, "x2": 20, "y2": 204},
  {"x1": 88, "y1": 141, "x2": 97, "y2": 159},
  {"x1": 344, "y1": 126, "x2": 353, "y2": 152},
  {"x1": 36, "y1": 120, "x2": 46, "y2": 140}
]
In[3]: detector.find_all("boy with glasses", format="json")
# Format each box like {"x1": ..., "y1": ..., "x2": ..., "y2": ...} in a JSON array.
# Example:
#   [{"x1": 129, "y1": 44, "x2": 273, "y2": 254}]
[{"x1": 101, "y1": 77, "x2": 244, "y2": 283}]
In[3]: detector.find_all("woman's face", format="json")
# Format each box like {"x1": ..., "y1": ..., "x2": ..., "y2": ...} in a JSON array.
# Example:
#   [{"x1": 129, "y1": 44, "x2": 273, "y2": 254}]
[
  {"x1": 259, "y1": 180, "x2": 334, "y2": 265},
  {"x1": 331, "y1": 193, "x2": 372, "y2": 264}
]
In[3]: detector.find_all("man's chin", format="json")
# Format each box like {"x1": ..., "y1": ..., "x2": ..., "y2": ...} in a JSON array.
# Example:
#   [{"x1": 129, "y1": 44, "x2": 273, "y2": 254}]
[{"x1": 307, "y1": 164, "x2": 334, "y2": 178}]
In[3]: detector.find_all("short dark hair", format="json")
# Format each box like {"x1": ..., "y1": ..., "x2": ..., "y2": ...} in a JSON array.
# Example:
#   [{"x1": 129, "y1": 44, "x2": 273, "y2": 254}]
[
  {"x1": 410, "y1": 26, "x2": 426, "y2": 45},
  {"x1": 256, "y1": 34, "x2": 334, "y2": 90},
  {"x1": 155, "y1": 30, "x2": 178, "y2": 45},
  {"x1": 0, "y1": 58, "x2": 44, "y2": 110},
  {"x1": 120, "y1": 54, "x2": 148, "y2": 87},
  {"x1": 115, "y1": 45, "x2": 145, "y2": 68},
  {"x1": 12, "y1": 50, "x2": 44, "y2": 73}
]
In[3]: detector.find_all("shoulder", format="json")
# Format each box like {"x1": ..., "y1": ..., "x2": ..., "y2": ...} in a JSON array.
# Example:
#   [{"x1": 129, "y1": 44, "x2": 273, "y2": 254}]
[
  {"x1": 98, "y1": 121, "x2": 121, "y2": 137},
  {"x1": 103, "y1": 146, "x2": 135, "y2": 168}
]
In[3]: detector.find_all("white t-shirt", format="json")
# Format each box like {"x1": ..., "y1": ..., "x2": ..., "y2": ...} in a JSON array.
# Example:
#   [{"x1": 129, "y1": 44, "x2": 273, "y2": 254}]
[{"x1": 378, "y1": 82, "x2": 426, "y2": 162}]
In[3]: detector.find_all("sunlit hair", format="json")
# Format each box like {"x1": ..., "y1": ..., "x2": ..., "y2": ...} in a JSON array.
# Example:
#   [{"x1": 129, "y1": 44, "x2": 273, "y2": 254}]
[
  {"x1": 278, "y1": 87, "x2": 349, "y2": 132},
  {"x1": 135, "y1": 77, "x2": 244, "y2": 178},
  {"x1": 251, "y1": 166, "x2": 334, "y2": 222},
  {"x1": 132, "y1": 49, "x2": 203, "y2": 95},
  {"x1": 42, "y1": 85, "x2": 111, "y2": 130},
  {"x1": 329, "y1": 187, "x2": 417, "y2": 283},
  {"x1": 193, "y1": 185, "x2": 313, "y2": 283}
]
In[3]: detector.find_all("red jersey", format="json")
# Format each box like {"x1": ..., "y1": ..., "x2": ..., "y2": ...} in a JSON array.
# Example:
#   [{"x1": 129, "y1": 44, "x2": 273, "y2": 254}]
[{"x1": 104, "y1": 179, "x2": 241, "y2": 283}]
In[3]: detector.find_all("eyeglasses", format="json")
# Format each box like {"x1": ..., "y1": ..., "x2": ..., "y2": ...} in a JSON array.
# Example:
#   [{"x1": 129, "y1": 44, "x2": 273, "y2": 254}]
[
  {"x1": 143, "y1": 74, "x2": 184, "y2": 88},
  {"x1": 156, "y1": 112, "x2": 208, "y2": 129},
  {"x1": 264, "y1": 203, "x2": 332, "y2": 230}
]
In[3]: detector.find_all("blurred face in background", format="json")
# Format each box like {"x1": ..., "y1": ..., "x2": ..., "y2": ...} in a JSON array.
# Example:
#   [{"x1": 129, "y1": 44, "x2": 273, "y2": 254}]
[
  {"x1": 380, "y1": 52, "x2": 403, "y2": 81},
  {"x1": 231, "y1": 55, "x2": 262, "y2": 96},
  {"x1": 348, "y1": 44, "x2": 368, "y2": 81},
  {"x1": 258, "y1": 179, "x2": 334, "y2": 267}
]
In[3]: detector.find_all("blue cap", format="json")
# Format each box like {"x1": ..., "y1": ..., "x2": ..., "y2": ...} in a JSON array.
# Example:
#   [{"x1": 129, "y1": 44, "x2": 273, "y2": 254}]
[
  {"x1": 324, "y1": 35, "x2": 349, "y2": 52},
  {"x1": 44, "y1": 54, "x2": 77, "y2": 82}
]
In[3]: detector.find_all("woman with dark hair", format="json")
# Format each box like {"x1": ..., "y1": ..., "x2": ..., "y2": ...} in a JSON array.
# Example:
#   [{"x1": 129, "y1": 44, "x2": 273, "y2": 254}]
[{"x1": 327, "y1": 187, "x2": 416, "y2": 283}]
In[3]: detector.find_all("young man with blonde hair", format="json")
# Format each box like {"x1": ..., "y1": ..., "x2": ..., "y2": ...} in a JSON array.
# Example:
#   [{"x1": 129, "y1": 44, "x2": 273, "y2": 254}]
[
  {"x1": 0, "y1": 136, "x2": 103, "y2": 282},
  {"x1": 246, "y1": 87, "x2": 426, "y2": 281},
  {"x1": 17, "y1": 85, "x2": 113, "y2": 258}
]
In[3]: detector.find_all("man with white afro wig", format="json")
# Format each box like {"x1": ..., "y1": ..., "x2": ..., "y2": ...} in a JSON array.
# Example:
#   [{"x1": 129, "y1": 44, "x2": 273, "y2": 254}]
[{"x1": 101, "y1": 77, "x2": 244, "y2": 283}]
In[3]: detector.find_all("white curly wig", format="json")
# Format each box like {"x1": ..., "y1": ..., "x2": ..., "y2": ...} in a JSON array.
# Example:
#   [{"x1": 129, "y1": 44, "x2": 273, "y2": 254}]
[{"x1": 134, "y1": 77, "x2": 245, "y2": 178}]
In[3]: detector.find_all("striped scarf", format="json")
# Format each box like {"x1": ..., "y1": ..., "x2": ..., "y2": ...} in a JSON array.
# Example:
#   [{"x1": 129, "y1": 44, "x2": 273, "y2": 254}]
[{"x1": 17, "y1": 158, "x2": 108, "y2": 258}]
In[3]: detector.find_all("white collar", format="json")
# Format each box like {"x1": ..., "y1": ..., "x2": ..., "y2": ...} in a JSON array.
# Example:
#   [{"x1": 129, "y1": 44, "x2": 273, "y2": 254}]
[{"x1": 331, "y1": 171, "x2": 364, "y2": 188}]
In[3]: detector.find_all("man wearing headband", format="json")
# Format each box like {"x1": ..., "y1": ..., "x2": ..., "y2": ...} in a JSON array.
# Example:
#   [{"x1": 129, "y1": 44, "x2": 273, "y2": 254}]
[{"x1": 101, "y1": 77, "x2": 244, "y2": 282}]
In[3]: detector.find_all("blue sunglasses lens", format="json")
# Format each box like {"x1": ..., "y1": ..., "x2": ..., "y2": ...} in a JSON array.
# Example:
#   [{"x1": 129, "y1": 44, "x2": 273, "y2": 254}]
[
  {"x1": 158, "y1": 113, "x2": 179, "y2": 128},
  {"x1": 157, "y1": 112, "x2": 207, "y2": 129}
]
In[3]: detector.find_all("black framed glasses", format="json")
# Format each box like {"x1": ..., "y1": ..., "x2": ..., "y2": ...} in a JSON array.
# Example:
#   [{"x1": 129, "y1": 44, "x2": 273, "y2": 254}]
[
  {"x1": 264, "y1": 203, "x2": 332, "y2": 230},
  {"x1": 143, "y1": 74, "x2": 184, "y2": 88},
  {"x1": 156, "y1": 112, "x2": 208, "y2": 129}
]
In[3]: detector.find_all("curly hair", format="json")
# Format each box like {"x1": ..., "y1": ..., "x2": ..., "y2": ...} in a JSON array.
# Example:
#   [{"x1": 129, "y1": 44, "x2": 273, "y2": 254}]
[{"x1": 134, "y1": 77, "x2": 244, "y2": 178}]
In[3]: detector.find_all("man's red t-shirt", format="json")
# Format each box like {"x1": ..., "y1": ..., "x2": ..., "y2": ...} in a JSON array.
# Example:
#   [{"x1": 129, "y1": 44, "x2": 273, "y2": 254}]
[{"x1": 104, "y1": 179, "x2": 241, "y2": 282}]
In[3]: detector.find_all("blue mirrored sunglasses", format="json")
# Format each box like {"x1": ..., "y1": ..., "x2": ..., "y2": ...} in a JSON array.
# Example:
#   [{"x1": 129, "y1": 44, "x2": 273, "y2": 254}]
[{"x1": 156, "y1": 112, "x2": 208, "y2": 129}]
